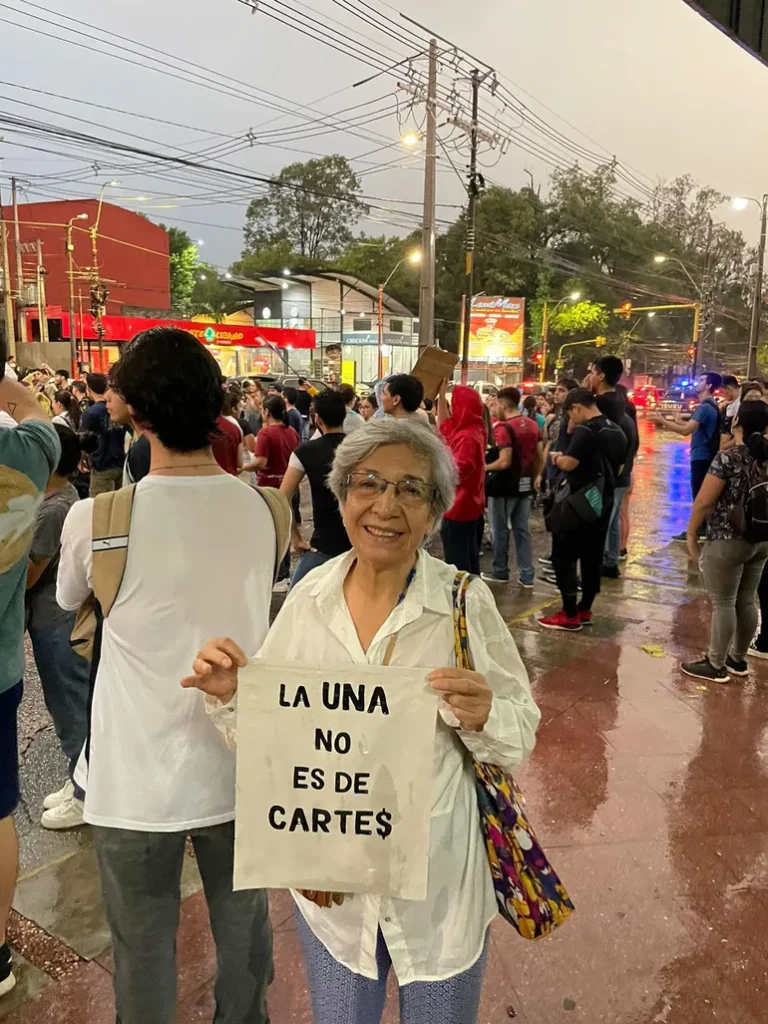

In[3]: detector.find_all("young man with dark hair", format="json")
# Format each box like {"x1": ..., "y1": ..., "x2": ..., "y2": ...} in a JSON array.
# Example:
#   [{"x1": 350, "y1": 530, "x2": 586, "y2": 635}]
[
  {"x1": 80, "y1": 372, "x2": 129, "y2": 496},
  {"x1": 539, "y1": 388, "x2": 627, "y2": 631},
  {"x1": 588, "y1": 355, "x2": 638, "y2": 578},
  {"x1": 721, "y1": 374, "x2": 741, "y2": 433},
  {"x1": 336, "y1": 383, "x2": 365, "y2": 434},
  {"x1": 54, "y1": 369, "x2": 70, "y2": 390},
  {"x1": 280, "y1": 390, "x2": 351, "y2": 588},
  {"x1": 0, "y1": 367, "x2": 61, "y2": 999},
  {"x1": 282, "y1": 386, "x2": 304, "y2": 437},
  {"x1": 381, "y1": 374, "x2": 425, "y2": 419},
  {"x1": 482, "y1": 386, "x2": 543, "y2": 587},
  {"x1": 56, "y1": 327, "x2": 276, "y2": 1022},
  {"x1": 651, "y1": 371, "x2": 723, "y2": 539}
]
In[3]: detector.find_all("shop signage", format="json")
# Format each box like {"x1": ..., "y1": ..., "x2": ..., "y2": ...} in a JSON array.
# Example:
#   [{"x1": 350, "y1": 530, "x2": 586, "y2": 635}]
[
  {"x1": 57, "y1": 313, "x2": 316, "y2": 349},
  {"x1": 468, "y1": 297, "x2": 525, "y2": 363}
]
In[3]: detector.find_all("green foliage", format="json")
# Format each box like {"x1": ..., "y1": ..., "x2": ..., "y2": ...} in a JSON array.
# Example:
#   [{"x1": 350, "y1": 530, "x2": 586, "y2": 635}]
[
  {"x1": 243, "y1": 156, "x2": 368, "y2": 262},
  {"x1": 337, "y1": 232, "x2": 422, "y2": 310},
  {"x1": 190, "y1": 263, "x2": 252, "y2": 319},
  {"x1": 549, "y1": 300, "x2": 609, "y2": 335},
  {"x1": 163, "y1": 226, "x2": 198, "y2": 313}
]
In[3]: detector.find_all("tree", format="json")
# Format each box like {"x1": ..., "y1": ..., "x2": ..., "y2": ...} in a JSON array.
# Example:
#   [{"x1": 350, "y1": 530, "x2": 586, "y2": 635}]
[
  {"x1": 337, "y1": 232, "x2": 422, "y2": 312},
  {"x1": 190, "y1": 263, "x2": 252, "y2": 319},
  {"x1": 243, "y1": 156, "x2": 368, "y2": 262},
  {"x1": 163, "y1": 226, "x2": 198, "y2": 313}
]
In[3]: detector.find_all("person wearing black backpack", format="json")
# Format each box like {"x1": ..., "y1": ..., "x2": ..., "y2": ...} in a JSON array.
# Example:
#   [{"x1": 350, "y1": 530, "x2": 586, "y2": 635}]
[
  {"x1": 651, "y1": 372, "x2": 722, "y2": 539},
  {"x1": 681, "y1": 400, "x2": 768, "y2": 684},
  {"x1": 539, "y1": 389, "x2": 627, "y2": 631}
]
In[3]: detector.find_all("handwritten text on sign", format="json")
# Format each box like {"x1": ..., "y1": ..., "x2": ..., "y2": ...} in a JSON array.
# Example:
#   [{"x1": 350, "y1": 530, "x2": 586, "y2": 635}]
[{"x1": 234, "y1": 659, "x2": 437, "y2": 899}]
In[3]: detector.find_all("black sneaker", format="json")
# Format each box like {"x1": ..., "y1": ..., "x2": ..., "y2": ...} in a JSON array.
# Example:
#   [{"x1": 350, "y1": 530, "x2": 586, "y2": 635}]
[
  {"x1": 680, "y1": 658, "x2": 730, "y2": 684},
  {"x1": 672, "y1": 531, "x2": 687, "y2": 542},
  {"x1": 601, "y1": 564, "x2": 621, "y2": 579},
  {"x1": 480, "y1": 573, "x2": 509, "y2": 585},
  {"x1": 725, "y1": 655, "x2": 749, "y2": 677},
  {"x1": 748, "y1": 641, "x2": 768, "y2": 661},
  {"x1": 0, "y1": 944, "x2": 15, "y2": 998},
  {"x1": 619, "y1": 548, "x2": 628, "y2": 561}
]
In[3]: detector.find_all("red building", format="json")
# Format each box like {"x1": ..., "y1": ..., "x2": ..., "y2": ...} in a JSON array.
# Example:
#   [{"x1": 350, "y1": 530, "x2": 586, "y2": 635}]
[{"x1": 1, "y1": 198, "x2": 170, "y2": 315}]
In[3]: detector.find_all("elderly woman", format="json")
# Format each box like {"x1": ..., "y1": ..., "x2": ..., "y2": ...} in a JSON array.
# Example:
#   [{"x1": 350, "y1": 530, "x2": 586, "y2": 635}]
[{"x1": 182, "y1": 419, "x2": 539, "y2": 1024}]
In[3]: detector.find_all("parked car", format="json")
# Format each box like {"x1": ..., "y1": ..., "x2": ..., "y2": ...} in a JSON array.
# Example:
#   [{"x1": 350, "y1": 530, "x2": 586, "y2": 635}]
[
  {"x1": 232, "y1": 373, "x2": 327, "y2": 393},
  {"x1": 656, "y1": 386, "x2": 699, "y2": 421},
  {"x1": 629, "y1": 385, "x2": 665, "y2": 413}
]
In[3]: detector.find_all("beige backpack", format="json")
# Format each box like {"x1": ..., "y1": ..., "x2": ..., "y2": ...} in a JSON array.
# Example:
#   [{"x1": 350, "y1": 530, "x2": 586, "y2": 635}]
[{"x1": 71, "y1": 484, "x2": 292, "y2": 662}]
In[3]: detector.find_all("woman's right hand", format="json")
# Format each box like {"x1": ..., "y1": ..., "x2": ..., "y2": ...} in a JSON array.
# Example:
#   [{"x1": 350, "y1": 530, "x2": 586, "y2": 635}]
[{"x1": 180, "y1": 637, "x2": 246, "y2": 703}]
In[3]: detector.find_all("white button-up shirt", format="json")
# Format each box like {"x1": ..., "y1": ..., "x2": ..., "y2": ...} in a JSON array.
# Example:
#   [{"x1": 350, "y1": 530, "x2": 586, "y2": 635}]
[{"x1": 212, "y1": 550, "x2": 539, "y2": 984}]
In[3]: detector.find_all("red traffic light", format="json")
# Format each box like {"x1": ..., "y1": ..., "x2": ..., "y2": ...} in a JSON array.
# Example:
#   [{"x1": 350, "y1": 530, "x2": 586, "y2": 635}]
[
  {"x1": 619, "y1": 301, "x2": 633, "y2": 320},
  {"x1": 687, "y1": 346, "x2": 696, "y2": 361},
  {"x1": 532, "y1": 352, "x2": 542, "y2": 364}
]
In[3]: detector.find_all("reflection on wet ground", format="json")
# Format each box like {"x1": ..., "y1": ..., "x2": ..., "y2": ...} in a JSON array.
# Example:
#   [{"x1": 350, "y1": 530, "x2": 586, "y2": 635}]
[{"x1": 5, "y1": 421, "x2": 768, "y2": 1022}]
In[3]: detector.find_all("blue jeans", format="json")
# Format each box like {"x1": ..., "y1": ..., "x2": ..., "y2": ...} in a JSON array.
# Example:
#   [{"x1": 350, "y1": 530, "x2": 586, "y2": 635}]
[
  {"x1": 290, "y1": 549, "x2": 335, "y2": 590},
  {"x1": 488, "y1": 494, "x2": 533, "y2": 582},
  {"x1": 28, "y1": 613, "x2": 89, "y2": 801},
  {"x1": 297, "y1": 910, "x2": 487, "y2": 1024},
  {"x1": 604, "y1": 484, "x2": 628, "y2": 568}
]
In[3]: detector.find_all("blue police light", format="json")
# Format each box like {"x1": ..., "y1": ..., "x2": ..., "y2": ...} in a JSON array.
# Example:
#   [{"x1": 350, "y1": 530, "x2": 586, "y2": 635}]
[{"x1": 680, "y1": 378, "x2": 689, "y2": 386}]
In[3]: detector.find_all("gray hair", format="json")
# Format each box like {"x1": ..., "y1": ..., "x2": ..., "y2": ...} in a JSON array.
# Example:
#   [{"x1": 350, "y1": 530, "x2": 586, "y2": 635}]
[{"x1": 328, "y1": 418, "x2": 457, "y2": 520}]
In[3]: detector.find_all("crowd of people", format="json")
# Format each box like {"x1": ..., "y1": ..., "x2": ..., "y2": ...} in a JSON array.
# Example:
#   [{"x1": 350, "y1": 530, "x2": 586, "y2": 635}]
[{"x1": 2, "y1": 331, "x2": 768, "y2": 1021}]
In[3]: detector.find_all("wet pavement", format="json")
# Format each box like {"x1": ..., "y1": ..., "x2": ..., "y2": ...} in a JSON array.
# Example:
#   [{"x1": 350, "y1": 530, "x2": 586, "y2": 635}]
[{"x1": 4, "y1": 420, "x2": 768, "y2": 1023}]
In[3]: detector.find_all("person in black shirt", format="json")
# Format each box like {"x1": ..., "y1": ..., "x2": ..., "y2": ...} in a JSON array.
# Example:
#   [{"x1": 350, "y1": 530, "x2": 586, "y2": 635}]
[
  {"x1": 588, "y1": 356, "x2": 639, "y2": 577},
  {"x1": 539, "y1": 388, "x2": 627, "y2": 632},
  {"x1": 80, "y1": 373, "x2": 129, "y2": 495},
  {"x1": 279, "y1": 390, "x2": 351, "y2": 588}
]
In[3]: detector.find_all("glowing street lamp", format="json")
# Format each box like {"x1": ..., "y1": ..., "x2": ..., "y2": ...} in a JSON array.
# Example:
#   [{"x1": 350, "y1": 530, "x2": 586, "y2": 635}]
[{"x1": 377, "y1": 250, "x2": 422, "y2": 377}]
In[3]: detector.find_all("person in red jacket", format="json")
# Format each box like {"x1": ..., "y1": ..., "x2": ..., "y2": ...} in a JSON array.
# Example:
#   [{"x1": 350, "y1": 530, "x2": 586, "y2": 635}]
[{"x1": 437, "y1": 383, "x2": 487, "y2": 573}]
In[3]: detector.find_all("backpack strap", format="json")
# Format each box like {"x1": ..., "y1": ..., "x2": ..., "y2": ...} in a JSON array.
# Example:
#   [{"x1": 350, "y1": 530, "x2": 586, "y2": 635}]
[
  {"x1": 255, "y1": 486, "x2": 292, "y2": 582},
  {"x1": 91, "y1": 484, "x2": 136, "y2": 616}
]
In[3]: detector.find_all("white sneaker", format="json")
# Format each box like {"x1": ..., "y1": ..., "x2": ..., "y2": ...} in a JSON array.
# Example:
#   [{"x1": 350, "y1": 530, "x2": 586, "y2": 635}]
[
  {"x1": 272, "y1": 579, "x2": 289, "y2": 594},
  {"x1": 41, "y1": 794, "x2": 85, "y2": 831},
  {"x1": 43, "y1": 778, "x2": 75, "y2": 811},
  {"x1": 0, "y1": 971, "x2": 16, "y2": 998}
]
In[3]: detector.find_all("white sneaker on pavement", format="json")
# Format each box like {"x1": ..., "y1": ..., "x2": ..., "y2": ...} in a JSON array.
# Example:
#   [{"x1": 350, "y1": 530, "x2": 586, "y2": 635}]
[
  {"x1": 43, "y1": 778, "x2": 74, "y2": 811},
  {"x1": 272, "y1": 579, "x2": 289, "y2": 594},
  {"x1": 41, "y1": 794, "x2": 85, "y2": 831}
]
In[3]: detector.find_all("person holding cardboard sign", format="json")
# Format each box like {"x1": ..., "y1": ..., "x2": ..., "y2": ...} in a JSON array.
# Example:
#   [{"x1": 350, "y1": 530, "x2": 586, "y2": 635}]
[{"x1": 183, "y1": 418, "x2": 540, "y2": 1024}]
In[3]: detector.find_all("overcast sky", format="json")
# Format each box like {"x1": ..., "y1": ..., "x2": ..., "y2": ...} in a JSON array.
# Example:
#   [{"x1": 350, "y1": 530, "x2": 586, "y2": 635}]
[{"x1": 1, "y1": 0, "x2": 767, "y2": 269}]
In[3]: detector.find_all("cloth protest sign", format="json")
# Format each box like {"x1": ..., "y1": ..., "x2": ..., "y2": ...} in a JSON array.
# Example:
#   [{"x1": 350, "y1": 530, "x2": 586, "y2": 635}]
[{"x1": 234, "y1": 658, "x2": 437, "y2": 900}]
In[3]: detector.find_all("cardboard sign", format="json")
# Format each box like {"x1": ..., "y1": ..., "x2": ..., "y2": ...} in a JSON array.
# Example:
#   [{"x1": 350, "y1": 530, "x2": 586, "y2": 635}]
[
  {"x1": 410, "y1": 346, "x2": 460, "y2": 400},
  {"x1": 234, "y1": 659, "x2": 438, "y2": 899}
]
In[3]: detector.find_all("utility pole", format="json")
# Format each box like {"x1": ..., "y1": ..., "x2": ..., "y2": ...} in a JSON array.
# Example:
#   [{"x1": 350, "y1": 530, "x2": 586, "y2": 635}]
[
  {"x1": 748, "y1": 194, "x2": 768, "y2": 380},
  {"x1": 11, "y1": 177, "x2": 25, "y2": 346},
  {"x1": 460, "y1": 69, "x2": 486, "y2": 385},
  {"x1": 0, "y1": 186, "x2": 16, "y2": 358},
  {"x1": 418, "y1": 38, "x2": 438, "y2": 355},
  {"x1": 35, "y1": 240, "x2": 49, "y2": 345},
  {"x1": 540, "y1": 302, "x2": 550, "y2": 383},
  {"x1": 692, "y1": 216, "x2": 714, "y2": 377}
]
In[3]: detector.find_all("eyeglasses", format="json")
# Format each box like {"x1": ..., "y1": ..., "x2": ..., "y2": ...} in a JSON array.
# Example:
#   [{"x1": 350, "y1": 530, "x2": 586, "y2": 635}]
[{"x1": 344, "y1": 471, "x2": 435, "y2": 507}]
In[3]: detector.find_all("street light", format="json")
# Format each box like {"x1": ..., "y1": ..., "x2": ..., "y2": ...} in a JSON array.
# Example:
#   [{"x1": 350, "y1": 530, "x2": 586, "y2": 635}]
[
  {"x1": 732, "y1": 194, "x2": 768, "y2": 378},
  {"x1": 540, "y1": 291, "x2": 582, "y2": 382},
  {"x1": 653, "y1": 253, "x2": 701, "y2": 296},
  {"x1": 377, "y1": 250, "x2": 422, "y2": 377},
  {"x1": 65, "y1": 213, "x2": 89, "y2": 375},
  {"x1": 401, "y1": 132, "x2": 421, "y2": 147}
]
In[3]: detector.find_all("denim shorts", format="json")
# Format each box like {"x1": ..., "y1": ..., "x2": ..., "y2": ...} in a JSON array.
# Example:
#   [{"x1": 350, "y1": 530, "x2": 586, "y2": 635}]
[{"x1": 0, "y1": 682, "x2": 23, "y2": 819}]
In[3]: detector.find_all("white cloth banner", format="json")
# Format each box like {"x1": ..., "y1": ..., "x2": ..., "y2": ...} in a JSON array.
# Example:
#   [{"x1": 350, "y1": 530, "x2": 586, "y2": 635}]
[{"x1": 234, "y1": 658, "x2": 438, "y2": 900}]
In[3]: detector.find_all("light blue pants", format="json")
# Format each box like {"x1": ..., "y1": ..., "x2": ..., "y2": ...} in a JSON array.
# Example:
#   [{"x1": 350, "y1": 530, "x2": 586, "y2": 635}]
[
  {"x1": 604, "y1": 485, "x2": 628, "y2": 568},
  {"x1": 297, "y1": 911, "x2": 488, "y2": 1024},
  {"x1": 289, "y1": 549, "x2": 335, "y2": 591},
  {"x1": 488, "y1": 494, "x2": 533, "y2": 583}
]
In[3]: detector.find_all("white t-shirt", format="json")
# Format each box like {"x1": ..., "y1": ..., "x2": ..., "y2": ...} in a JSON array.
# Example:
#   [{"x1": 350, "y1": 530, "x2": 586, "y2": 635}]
[{"x1": 57, "y1": 473, "x2": 276, "y2": 832}]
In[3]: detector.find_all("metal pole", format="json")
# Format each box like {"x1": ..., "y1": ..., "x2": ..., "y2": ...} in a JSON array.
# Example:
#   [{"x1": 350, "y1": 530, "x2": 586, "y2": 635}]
[
  {"x1": 0, "y1": 188, "x2": 16, "y2": 358},
  {"x1": 691, "y1": 301, "x2": 701, "y2": 377},
  {"x1": 748, "y1": 194, "x2": 767, "y2": 380},
  {"x1": 418, "y1": 37, "x2": 438, "y2": 354},
  {"x1": 540, "y1": 301, "x2": 549, "y2": 383},
  {"x1": 66, "y1": 223, "x2": 78, "y2": 376},
  {"x1": 36, "y1": 240, "x2": 49, "y2": 345},
  {"x1": 377, "y1": 283, "x2": 384, "y2": 379},
  {"x1": 460, "y1": 70, "x2": 481, "y2": 386},
  {"x1": 11, "y1": 177, "x2": 25, "y2": 346}
]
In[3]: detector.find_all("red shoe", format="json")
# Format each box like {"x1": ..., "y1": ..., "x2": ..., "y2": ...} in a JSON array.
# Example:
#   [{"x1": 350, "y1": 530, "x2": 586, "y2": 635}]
[
  {"x1": 579, "y1": 610, "x2": 593, "y2": 626},
  {"x1": 538, "y1": 610, "x2": 582, "y2": 632}
]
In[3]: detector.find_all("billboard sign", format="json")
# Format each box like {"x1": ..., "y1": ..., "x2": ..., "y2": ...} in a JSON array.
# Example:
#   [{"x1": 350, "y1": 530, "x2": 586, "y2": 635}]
[{"x1": 468, "y1": 296, "x2": 525, "y2": 363}]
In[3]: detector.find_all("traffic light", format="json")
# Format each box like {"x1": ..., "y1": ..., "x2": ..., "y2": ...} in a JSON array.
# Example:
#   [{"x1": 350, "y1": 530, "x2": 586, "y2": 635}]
[
  {"x1": 619, "y1": 301, "x2": 633, "y2": 320},
  {"x1": 687, "y1": 346, "x2": 696, "y2": 361},
  {"x1": 532, "y1": 352, "x2": 542, "y2": 364},
  {"x1": 595, "y1": 336, "x2": 607, "y2": 348}
]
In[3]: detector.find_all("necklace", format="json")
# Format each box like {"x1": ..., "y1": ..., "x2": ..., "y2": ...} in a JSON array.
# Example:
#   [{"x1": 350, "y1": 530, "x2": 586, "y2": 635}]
[{"x1": 149, "y1": 462, "x2": 219, "y2": 474}]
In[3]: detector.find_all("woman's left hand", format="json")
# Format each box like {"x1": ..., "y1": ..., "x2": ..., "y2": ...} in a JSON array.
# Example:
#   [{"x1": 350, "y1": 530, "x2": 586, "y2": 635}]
[{"x1": 427, "y1": 669, "x2": 492, "y2": 732}]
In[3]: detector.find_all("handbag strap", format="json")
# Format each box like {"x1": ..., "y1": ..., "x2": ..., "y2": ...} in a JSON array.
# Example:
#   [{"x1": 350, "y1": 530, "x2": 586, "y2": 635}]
[{"x1": 451, "y1": 572, "x2": 474, "y2": 672}]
